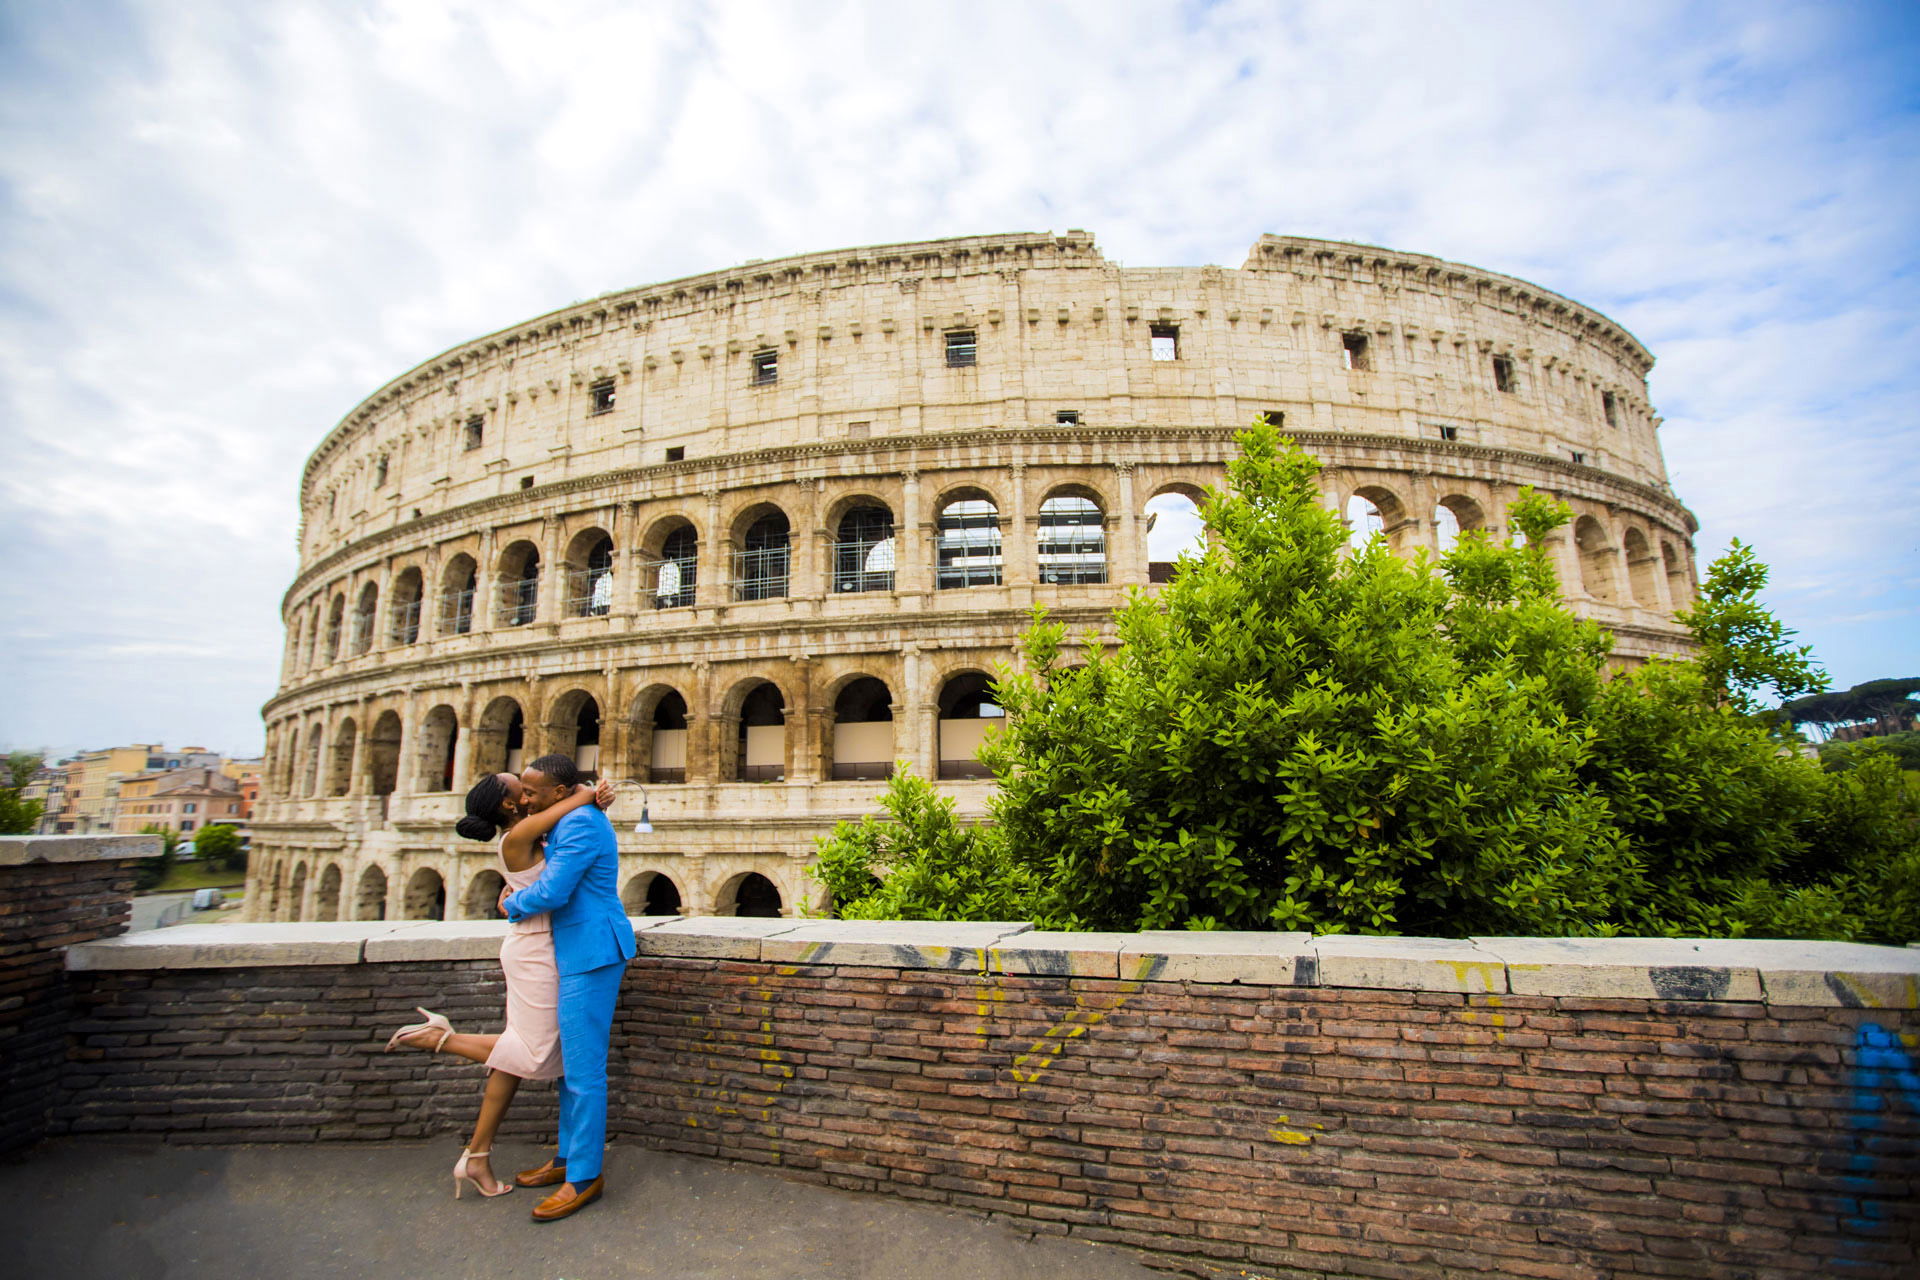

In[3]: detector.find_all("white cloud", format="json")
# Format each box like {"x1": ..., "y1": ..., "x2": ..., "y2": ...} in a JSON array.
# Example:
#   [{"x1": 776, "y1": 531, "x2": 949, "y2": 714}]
[{"x1": 2, "y1": 0, "x2": 1916, "y2": 755}]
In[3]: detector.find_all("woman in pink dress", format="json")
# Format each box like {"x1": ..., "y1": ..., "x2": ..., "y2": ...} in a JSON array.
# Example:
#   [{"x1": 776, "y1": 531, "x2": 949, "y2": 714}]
[{"x1": 383, "y1": 772, "x2": 612, "y2": 1199}]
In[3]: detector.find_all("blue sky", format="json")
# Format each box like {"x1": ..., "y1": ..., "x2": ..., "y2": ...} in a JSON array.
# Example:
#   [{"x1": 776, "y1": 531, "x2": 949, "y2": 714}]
[{"x1": 1, "y1": 0, "x2": 1915, "y2": 757}]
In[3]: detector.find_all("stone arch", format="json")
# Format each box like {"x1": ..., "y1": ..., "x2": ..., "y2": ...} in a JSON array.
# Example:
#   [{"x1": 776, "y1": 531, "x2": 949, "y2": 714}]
[
  {"x1": 368, "y1": 710, "x2": 402, "y2": 798},
  {"x1": 314, "y1": 862, "x2": 342, "y2": 921},
  {"x1": 733, "y1": 680, "x2": 787, "y2": 782},
  {"x1": 1662, "y1": 540, "x2": 1692, "y2": 610},
  {"x1": 545, "y1": 687, "x2": 604, "y2": 778},
  {"x1": 463, "y1": 868, "x2": 506, "y2": 921},
  {"x1": 327, "y1": 717, "x2": 358, "y2": 797},
  {"x1": 730, "y1": 504, "x2": 791, "y2": 601},
  {"x1": 352, "y1": 581, "x2": 378, "y2": 655},
  {"x1": 1345, "y1": 484, "x2": 1411, "y2": 555},
  {"x1": 474, "y1": 696, "x2": 526, "y2": 777},
  {"x1": 440, "y1": 552, "x2": 478, "y2": 635},
  {"x1": 403, "y1": 866, "x2": 446, "y2": 920},
  {"x1": 1144, "y1": 486, "x2": 1206, "y2": 582},
  {"x1": 935, "y1": 486, "x2": 1003, "y2": 589},
  {"x1": 1622, "y1": 527, "x2": 1657, "y2": 608},
  {"x1": 303, "y1": 726, "x2": 323, "y2": 796},
  {"x1": 354, "y1": 864, "x2": 388, "y2": 920},
  {"x1": 288, "y1": 861, "x2": 309, "y2": 922},
  {"x1": 563, "y1": 526, "x2": 616, "y2": 617},
  {"x1": 415, "y1": 704, "x2": 459, "y2": 793},
  {"x1": 1433, "y1": 494, "x2": 1486, "y2": 553},
  {"x1": 630, "y1": 683, "x2": 690, "y2": 783},
  {"x1": 831, "y1": 675, "x2": 895, "y2": 781},
  {"x1": 716, "y1": 870, "x2": 784, "y2": 918},
  {"x1": 266, "y1": 860, "x2": 285, "y2": 921},
  {"x1": 281, "y1": 726, "x2": 299, "y2": 796},
  {"x1": 937, "y1": 670, "x2": 1002, "y2": 779},
  {"x1": 830, "y1": 497, "x2": 897, "y2": 595},
  {"x1": 1036, "y1": 485, "x2": 1108, "y2": 585},
  {"x1": 640, "y1": 513, "x2": 699, "y2": 610},
  {"x1": 389, "y1": 566, "x2": 424, "y2": 644},
  {"x1": 325, "y1": 593, "x2": 346, "y2": 661},
  {"x1": 497, "y1": 540, "x2": 541, "y2": 626},
  {"x1": 622, "y1": 870, "x2": 684, "y2": 916},
  {"x1": 1574, "y1": 514, "x2": 1619, "y2": 604}
]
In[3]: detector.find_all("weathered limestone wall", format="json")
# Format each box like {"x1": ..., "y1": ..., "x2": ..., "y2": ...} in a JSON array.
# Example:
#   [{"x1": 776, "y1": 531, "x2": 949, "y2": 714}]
[
  {"x1": 58, "y1": 920, "x2": 1920, "y2": 1278},
  {"x1": 0, "y1": 835, "x2": 156, "y2": 1151}
]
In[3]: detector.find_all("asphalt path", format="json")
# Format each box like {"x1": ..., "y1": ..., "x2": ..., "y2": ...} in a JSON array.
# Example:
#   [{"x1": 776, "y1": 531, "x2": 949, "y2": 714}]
[{"x1": 1, "y1": 1140, "x2": 1172, "y2": 1280}]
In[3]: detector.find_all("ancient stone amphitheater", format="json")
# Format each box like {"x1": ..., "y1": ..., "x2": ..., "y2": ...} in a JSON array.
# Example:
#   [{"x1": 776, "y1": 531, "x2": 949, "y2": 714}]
[{"x1": 251, "y1": 230, "x2": 1697, "y2": 923}]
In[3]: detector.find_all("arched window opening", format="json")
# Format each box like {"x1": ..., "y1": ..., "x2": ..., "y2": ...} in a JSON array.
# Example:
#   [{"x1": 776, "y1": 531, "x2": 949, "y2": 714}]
[
  {"x1": 505, "y1": 707, "x2": 526, "y2": 775},
  {"x1": 389, "y1": 568, "x2": 423, "y2": 645},
  {"x1": 354, "y1": 865, "x2": 388, "y2": 921},
  {"x1": 1432, "y1": 496, "x2": 1485, "y2": 554},
  {"x1": 463, "y1": 869, "x2": 505, "y2": 921},
  {"x1": 738, "y1": 683, "x2": 786, "y2": 782},
  {"x1": 1345, "y1": 494, "x2": 1386, "y2": 553},
  {"x1": 1037, "y1": 494, "x2": 1107, "y2": 584},
  {"x1": 937, "y1": 673, "x2": 1002, "y2": 779},
  {"x1": 328, "y1": 719, "x2": 358, "y2": 797},
  {"x1": 1574, "y1": 515, "x2": 1619, "y2": 605},
  {"x1": 1662, "y1": 541, "x2": 1692, "y2": 611},
  {"x1": 936, "y1": 494, "x2": 1001, "y2": 589},
  {"x1": 281, "y1": 728, "x2": 300, "y2": 797},
  {"x1": 287, "y1": 863, "x2": 309, "y2": 922},
  {"x1": 651, "y1": 691, "x2": 689, "y2": 784},
  {"x1": 368, "y1": 711, "x2": 402, "y2": 799},
  {"x1": 404, "y1": 867, "x2": 446, "y2": 920},
  {"x1": 567, "y1": 533, "x2": 615, "y2": 618},
  {"x1": 561, "y1": 696, "x2": 603, "y2": 779},
  {"x1": 734, "y1": 512, "x2": 791, "y2": 601},
  {"x1": 417, "y1": 705, "x2": 458, "y2": 793},
  {"x1": 352, "y1": 582, "x2": 378, "y2": 655},
  {"x1": 497, "y1": 542, "x2": 540, "y2": 626},
  {"x1": 622, "y1": 871, "x2": 683, "y2": 917},
  {"x1": 1144, "y1": 490, "x2": 1205, "y2": 583},
  {"x1": 651, "y1": 525, "x2": 697, "y2": 609},
  {"x1": 726, "y1": 872, "x2": 783, "y2": 918},
  {"x1": 1623, "y1": 528, "x2": 1657, "y2": 608},
  {"x1": 832, "y1": 677, "x2": 895, "y2": 781},
  {"x1": 833, "y1": 505, "x2": 896, "y2": 593},
  {"x1": 303, "y1": 731, "x2": 323, "y2": 797},
  {"x1": 440, "y1": 555, "x2": 477, "y2": 636},
  {"x1": 475, "y1": 697, "x2": 525, "y2": 776},
  {"x1": 325, "y1": 595, "x2": 345, "y2": 661},
  {"x1": 315, "y1": 863, "x2": 342, "y2": 922}
]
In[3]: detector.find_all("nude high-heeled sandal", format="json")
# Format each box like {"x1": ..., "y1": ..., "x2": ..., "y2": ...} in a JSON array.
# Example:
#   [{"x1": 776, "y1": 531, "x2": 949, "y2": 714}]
[
  {"x1": 383, "y1": 1006, "x2": 455, "y2": 1052},
  {"x1": 453, "y1": 1148, "x2": 513, "y2": 1199}
]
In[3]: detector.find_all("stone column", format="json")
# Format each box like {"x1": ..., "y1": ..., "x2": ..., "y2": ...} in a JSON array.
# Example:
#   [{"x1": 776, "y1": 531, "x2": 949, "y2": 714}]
[
  {"x1": 475, "y1": 528, "x2": 499, "y2": 632},
  {"x1": 539, "y1": 516, "x2": 563, "y2": 623},
  {"x1": 1113, "y1": 461, "x2": 1142, "y2": 585},
  {"x1": 793, "y1": 477, "x2": 823, "y2": 602},
  {"x1": 1005, "y1": 462, "x2": 1032, "y2": 585},
  {"x1": 897, "y1": 468, "x2": 929, "y2": 596},
  {"x1": 703, "y1": 488, "x2": 725, "y2": 607},
  {"x1": 899, "y1": 642, "x2": 934, "y2": 777}
]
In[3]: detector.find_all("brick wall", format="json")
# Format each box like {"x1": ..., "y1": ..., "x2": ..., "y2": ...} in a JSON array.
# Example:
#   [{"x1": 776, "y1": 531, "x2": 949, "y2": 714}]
[
  {"x1": 0, "y1": 835, "x2": 153, "y2": 1152},
  {"x1": 53, "y1": 920, "x2": 1920, "y2": 1279}
]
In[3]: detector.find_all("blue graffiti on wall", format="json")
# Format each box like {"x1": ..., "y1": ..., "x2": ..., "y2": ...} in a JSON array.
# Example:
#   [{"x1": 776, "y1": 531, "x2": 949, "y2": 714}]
[{"x1": 1834, "y1": 1023, "x2": 1920, "y2": 1271}]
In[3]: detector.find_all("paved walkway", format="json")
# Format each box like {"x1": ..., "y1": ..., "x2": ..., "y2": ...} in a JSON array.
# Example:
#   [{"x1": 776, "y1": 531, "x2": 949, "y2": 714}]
[{"x1": 1, "y1": 1140, "x2": 1171, "y2": 1280}]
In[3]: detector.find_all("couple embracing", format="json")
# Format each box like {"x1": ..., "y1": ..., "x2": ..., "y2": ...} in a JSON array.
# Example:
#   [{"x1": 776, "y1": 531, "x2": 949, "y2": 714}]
[{"x1": 385, "y1": 752, "x2": 636, "y2": 1223}]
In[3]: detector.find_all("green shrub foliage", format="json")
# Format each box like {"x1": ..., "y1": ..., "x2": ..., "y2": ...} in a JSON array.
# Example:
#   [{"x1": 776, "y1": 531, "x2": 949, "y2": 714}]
[{"x1": 813, "y1": 422, "x2": 1918, "y2": 943}]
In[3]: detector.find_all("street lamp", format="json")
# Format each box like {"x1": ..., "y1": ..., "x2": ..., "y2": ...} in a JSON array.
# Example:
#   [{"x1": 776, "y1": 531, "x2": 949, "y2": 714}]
[{"x1": 613, "y1": 780, "x2": 653, "y2": 835}]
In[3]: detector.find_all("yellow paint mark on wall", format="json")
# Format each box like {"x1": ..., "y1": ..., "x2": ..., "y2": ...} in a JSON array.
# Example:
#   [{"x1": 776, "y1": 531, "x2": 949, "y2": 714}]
[
  {"x1": 1268, "y1": 1114, "x2": 1320, "y2": 1145},
  {"x1": 1445, "y1": 961, "x2": 1503, "y2": 992},
  {"x1": 1007, "y1": 982, "x2": 1142, "y2": 1087}
]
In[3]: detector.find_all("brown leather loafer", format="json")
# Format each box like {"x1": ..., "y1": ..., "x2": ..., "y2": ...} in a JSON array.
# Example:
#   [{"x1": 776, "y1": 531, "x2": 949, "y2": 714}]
[
  {"x1": 514, "y1": 1159, "x2": 568, "y2": 1189},
  {"x1": 531, "y1": 1177, "x2": 603, "y2": 1222}
]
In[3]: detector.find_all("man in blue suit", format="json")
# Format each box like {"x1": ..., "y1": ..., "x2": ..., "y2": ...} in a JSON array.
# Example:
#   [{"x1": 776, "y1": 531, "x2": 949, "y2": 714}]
[{"x1": 501, "y1": 753, "x2": 636, "y2": 1222}]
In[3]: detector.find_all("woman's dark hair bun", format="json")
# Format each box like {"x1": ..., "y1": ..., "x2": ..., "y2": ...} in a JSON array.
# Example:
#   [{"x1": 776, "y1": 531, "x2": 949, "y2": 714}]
[{"x1": 458, "y1": 773, "x2": 511, "y2": 842}]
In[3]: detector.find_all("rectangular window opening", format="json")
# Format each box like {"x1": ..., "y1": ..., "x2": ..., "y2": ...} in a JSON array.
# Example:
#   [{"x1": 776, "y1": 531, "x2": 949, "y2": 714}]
[
  {"x1": 665, "y1": 446, "x2": 685, "y2": 462},
  {"x1": 1438, "y1": 425, "x2": 1459, "y2": 442},
  {"x1": 589, "y1": 378, "x2": 616, "y2": 415},
  {"x1": 1258, "y1": 410, "x2": 1285, "y2": 428},
  {"x1": 1055, "y1": 410, "x2": 1081, "y2": 426},
  {"x1": 1341, "y1": 332, "x2": 1371, "y2": 372},
  {"x1": 1570, "y1": 450, "x2": 1586, "y2": 465},
  {"x1": 751, "y1": 349, "x2": 779, "y2": 385},
  {"x1": 520, "y1": 476, "x2": 535, "y2": 490},
  {"x1": 1493, "y1": 355, "x2": 1516, "y2": 393},
  {"x1": 1150, "y1": 323, "x2": 1180, "y2": 361},
  {"x1": 464, "y1": 415, "x2": 484, "y2": 451},
  {"x1": 945, "y1": 329, "x2": 977, "y2": 367},
  {"x1": 1602, "y1": 390, "x2": 1619, "y2": 428}
]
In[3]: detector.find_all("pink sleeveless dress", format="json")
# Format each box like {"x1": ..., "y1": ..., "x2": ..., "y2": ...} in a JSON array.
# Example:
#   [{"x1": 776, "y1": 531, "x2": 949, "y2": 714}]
[{"x1": 484, "y1": 841, "x2": 563, "y2": 1080}]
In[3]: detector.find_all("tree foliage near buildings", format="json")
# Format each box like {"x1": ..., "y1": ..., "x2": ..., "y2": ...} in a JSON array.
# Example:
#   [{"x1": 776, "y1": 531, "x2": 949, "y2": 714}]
[
  {"x1": 192, "y1": 823, "x2": 245, "y2": 873},
  {"x1": 814, "y1": 421, "x2": 1919, "y2": 944},
  {"x1": 133, "y1": 823, "x2": 180, "y2": 891},
  {"x1": 0, "y1": 752, "x2": 44, "y2": 835}
]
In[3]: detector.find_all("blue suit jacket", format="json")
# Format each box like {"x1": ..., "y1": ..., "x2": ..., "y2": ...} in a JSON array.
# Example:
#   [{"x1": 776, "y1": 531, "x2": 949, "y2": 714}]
[{"x1": 501, "y1": 804, "x2": 637, "y2": 976}]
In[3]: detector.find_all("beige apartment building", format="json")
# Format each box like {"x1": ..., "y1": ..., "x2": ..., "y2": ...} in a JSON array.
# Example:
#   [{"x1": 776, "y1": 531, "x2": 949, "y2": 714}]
[
  {"x1": 114, "y1": 766, "x2": 246, "y2": 836},
  {"x1": 250, "y1": 230, "x2": 1698, "y2": 926}
]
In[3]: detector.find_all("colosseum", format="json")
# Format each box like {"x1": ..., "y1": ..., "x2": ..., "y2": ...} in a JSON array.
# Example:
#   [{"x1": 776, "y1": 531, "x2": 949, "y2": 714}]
[{"x1": 250, "y1": 230, "x2": 1698, "y2": 924}]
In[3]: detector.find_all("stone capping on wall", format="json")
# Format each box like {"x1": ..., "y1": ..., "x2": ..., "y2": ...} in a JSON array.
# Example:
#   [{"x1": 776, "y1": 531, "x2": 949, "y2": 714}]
[
  {"x1": 0, "y1": 834, "x2": 162, "y2": 866},
  {"x1": 63, "y1": 918, "x2": 1920, "y2": 1009}
]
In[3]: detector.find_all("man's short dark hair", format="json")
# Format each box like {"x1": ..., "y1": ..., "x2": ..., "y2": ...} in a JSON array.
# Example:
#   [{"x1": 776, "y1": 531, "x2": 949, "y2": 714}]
[{"x1": 526, "y1": 753, "x2": 580, "y2": 788}]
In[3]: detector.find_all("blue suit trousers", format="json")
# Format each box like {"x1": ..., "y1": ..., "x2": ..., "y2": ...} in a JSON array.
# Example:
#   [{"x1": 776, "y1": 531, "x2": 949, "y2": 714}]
[{"x1": 552, "y1": 959, "x2": 624, "y2": 1183}]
